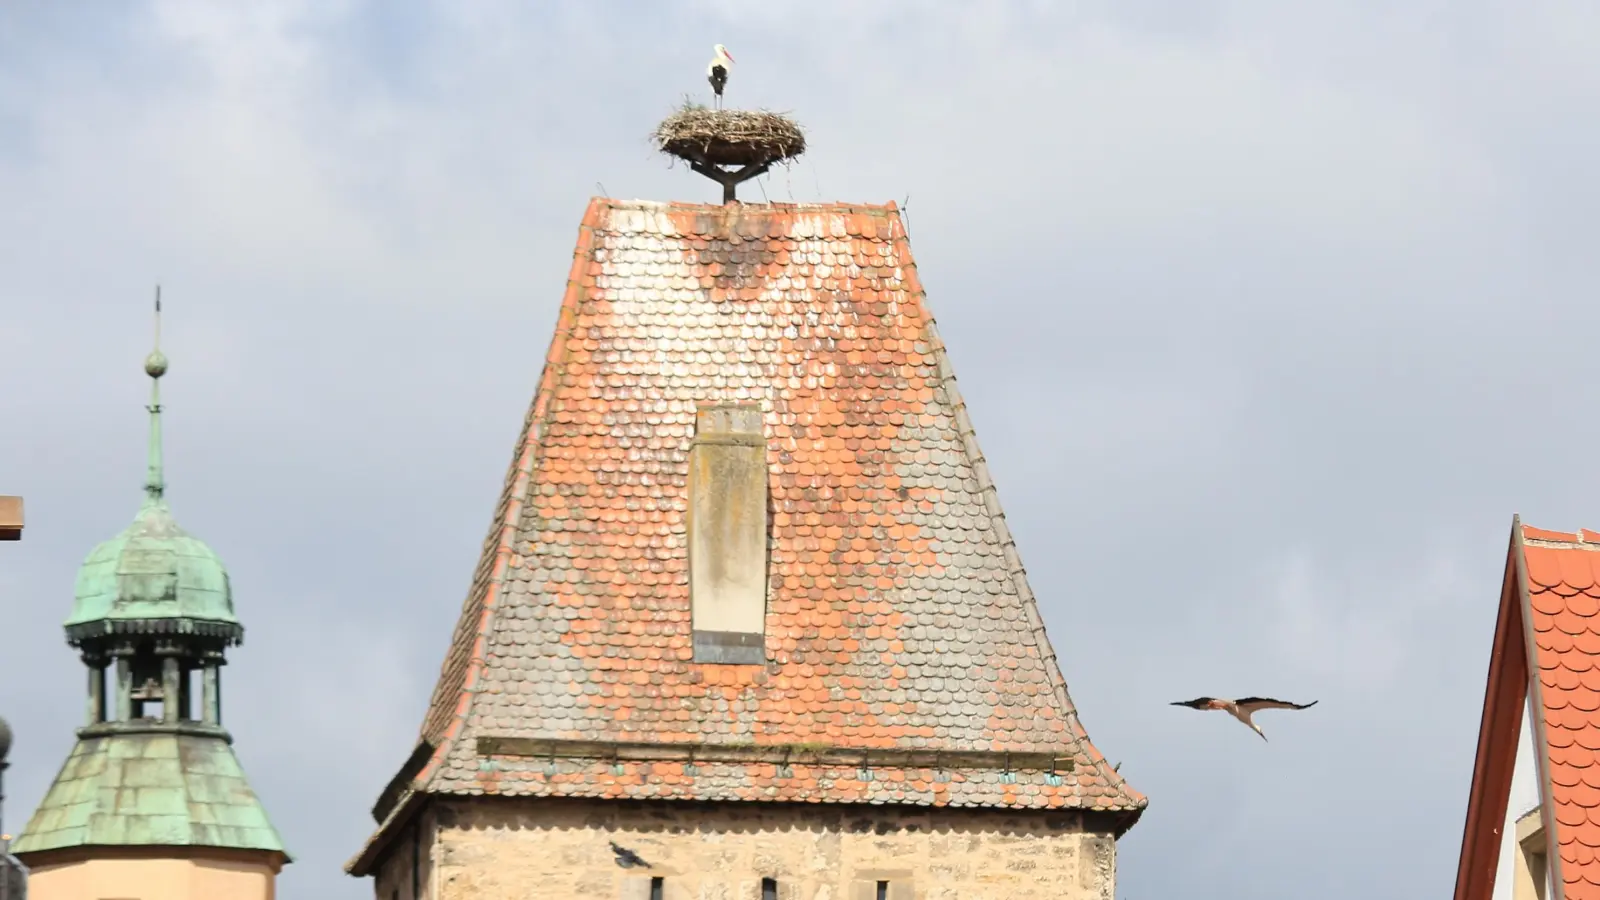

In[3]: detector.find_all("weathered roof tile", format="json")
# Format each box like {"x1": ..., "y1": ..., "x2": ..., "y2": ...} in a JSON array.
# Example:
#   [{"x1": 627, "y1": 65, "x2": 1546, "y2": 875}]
[{"x1": 11, "y1": 733, "x2": 288, "y2": 858}]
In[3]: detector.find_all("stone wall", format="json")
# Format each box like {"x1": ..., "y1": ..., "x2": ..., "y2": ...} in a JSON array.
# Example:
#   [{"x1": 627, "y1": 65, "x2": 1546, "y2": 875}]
[
  {"x1": 388, "y1": 797, "x2": 1118, "y2": 900},
  {"x1": 374, "y1": 807, "x2": 436, "y2": 900}
]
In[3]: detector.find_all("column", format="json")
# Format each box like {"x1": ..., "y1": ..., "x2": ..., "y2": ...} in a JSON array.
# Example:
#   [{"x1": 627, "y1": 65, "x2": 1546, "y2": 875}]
[
  {"x1": 202, "y1": 662, "x2": 220, "y2": 726},
  {"x1": 161, "y1": 655, "x2": 181, "y2": 724},
  {"x1": 84, "y1": 656, "x2": 105, "y2": 725},
  {"x1": 114, "y1": 649, "x2": 133, "y2": 722}
]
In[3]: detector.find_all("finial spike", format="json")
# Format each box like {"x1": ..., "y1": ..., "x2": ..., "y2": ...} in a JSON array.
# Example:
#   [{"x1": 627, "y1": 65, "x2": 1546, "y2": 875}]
[{"x1": 143, "y1": 287, "x2": 168, "y2": 504}]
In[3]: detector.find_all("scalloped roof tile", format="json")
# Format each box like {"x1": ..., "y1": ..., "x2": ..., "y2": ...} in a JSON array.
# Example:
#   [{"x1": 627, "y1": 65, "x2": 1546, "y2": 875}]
[{"x1": 1521, "y1": 527, "x2": 1600, "y2": 898}]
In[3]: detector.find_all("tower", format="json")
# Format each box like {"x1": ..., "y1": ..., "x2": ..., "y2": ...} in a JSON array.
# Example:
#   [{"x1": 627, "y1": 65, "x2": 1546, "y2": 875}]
[
  {"x1": 12, "y1": 297, "x2": 288, "y2": 900},
  {"x1": 347, "y1": 199, "x2": 1145, "y2": 899}
]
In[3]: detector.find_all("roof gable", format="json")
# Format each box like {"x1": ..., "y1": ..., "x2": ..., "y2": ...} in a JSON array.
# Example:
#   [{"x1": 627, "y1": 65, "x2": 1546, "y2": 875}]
[
  {"x1": 1455, "y1": 518, "x2": 1600, "y2": 900},
  {"x1": 351, "y1": 198, "x2": 1143, "y2": 874}
]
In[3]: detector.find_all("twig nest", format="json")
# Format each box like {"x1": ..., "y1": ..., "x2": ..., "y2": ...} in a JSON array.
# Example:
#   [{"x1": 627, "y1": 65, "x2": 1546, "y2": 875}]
[{"x1": 653, "y1": 102, "x2": 807, "y2": 168}]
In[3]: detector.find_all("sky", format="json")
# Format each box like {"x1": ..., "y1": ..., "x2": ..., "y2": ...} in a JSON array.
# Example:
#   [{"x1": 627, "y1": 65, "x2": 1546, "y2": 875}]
[{"x1": 1, "y1": 1, "x2": 1598, "y2": 897}]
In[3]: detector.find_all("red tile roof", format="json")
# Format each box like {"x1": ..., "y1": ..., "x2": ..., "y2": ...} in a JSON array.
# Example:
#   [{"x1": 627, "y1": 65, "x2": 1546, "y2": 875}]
[
  {"x1": 349, "y1": 198, "x2": 1144, "y2": 874},
  {"x1": 1456, "y1": 519, "x2": 1600, "y2": 900}
]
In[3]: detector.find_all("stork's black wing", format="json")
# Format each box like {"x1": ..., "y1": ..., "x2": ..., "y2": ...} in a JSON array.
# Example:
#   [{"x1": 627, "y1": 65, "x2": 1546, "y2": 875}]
[
  {"x1": 1235, "y1": 697, "x2": 1317, "y2": 713},
  {"x1": 1170, "y1": 697, "x2": 1217, "y2": 709}
]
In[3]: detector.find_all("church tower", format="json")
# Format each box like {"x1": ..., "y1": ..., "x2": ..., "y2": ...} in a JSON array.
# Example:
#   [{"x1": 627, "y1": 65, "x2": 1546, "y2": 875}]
[{"x1": 12, "y1": 297, "x2": 288, "y2": 900}]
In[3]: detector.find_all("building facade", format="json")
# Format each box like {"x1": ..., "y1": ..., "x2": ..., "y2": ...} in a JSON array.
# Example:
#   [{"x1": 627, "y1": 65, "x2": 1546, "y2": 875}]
[
  {"x1": 349, "y1": 199, "x2": 1146, "y2": 898},
  {"x1": 11, "y1": 320, "x2": 288, "y2": 900}
]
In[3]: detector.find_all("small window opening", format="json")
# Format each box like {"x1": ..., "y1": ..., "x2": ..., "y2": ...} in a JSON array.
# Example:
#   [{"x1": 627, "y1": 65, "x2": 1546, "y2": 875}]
[
  {"x1": 875, "y1": 881, "x2": 889, "y2": 900},
  {"x1": 1528, "y1": 850, "x2": 1549, "y2": 900},
  {"x1": 649, "y1": 876, "x2": 664, "y2": 900},
  {"x1": 761, "y1": 877, "x2": 778, "y2": 900}
]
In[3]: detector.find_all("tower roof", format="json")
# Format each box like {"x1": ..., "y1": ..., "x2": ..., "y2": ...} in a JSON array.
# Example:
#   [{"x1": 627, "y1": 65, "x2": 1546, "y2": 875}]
[
  {"x1": 65, "y1": 298, "x2": 240, "y2": 643},
  {"x1": 351, "y1": 198, "x2": 1144, "y2": 874},
  {"x1": 10, "y1": 733, "x2": 287, "y2": 858}
]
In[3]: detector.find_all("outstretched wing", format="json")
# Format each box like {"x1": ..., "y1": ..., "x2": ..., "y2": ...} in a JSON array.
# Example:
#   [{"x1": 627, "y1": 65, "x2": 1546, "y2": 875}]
[
  {"x1": 1236, "y1": 697, "x2": 1317, "y2": 714},
  {"x1": 1170, "y1": 697, "x2": 1217, "y2": 709}
]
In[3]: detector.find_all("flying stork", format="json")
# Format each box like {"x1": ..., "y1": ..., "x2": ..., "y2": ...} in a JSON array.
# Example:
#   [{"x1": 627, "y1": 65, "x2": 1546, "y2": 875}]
[
  {"x1": 1170, "y1": 696, "x2": 1318, "y2": 741},
  {"x1": 707, "y1": 44, "x2": 734, "y2": 109}
]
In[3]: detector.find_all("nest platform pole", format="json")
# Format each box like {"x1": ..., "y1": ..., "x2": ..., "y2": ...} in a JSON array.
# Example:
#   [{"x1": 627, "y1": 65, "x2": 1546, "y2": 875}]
[{"x1": 689, "y1": 156, "x2": 775, "y2": 204}]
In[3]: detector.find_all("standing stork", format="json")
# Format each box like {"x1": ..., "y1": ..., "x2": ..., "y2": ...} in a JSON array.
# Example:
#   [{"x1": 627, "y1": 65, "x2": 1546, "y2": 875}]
[
  {"x1": 707, "y1": 44, "x2": 734, "y2": 109},
  {"x1": 1170, "y1": 696, "x2": 1318, "y2": 741}
]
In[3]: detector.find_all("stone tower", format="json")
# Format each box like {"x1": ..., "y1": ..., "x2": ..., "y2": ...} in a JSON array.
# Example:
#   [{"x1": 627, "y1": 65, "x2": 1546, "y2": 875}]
[
  {"x1": 347, "y1": 200, "x2": 1147, "y2": 899},
  {"x1": 12, "y1": 299, "x2": 288, "y2": 900}
]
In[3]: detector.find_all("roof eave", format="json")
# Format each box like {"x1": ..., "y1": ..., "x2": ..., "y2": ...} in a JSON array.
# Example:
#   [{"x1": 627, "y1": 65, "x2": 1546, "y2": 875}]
[
  {"x1": 346, "y1": 789, "x2": 426, "y2": 878},
  {"x1": 1452, "y1": 515, "x2": 1534, "y2": 900}
]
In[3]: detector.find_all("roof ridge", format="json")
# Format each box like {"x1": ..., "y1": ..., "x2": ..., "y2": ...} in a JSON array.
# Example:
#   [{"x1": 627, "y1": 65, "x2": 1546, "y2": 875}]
[
  {"x1": 1520, "y1": 522, "x2": 1600, "y2": 549},
  {"x1": 1521, "y1": 538, "x2": 1600, "y2": 550},
  {"x1": 594, "y1": 197, "x2": 902, "y2": 215},
  {"x1": 892, "y1": 219, "x2": 1146, "y2": 813}
]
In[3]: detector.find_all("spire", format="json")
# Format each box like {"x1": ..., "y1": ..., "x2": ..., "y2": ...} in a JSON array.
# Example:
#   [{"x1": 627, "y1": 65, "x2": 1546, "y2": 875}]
[{"x1": 143, "y1": 286, "x2": 168, "y2": 506}]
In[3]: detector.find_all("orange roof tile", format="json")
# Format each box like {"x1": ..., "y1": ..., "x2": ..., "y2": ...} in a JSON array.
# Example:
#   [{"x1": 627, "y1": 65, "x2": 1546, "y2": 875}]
[
  {"x1": 349, "y1": 198, "x2": 1144, "y2": 875},
  {"x1": 1456, "y1": 519, "x2": 1600, "y2": 900}
]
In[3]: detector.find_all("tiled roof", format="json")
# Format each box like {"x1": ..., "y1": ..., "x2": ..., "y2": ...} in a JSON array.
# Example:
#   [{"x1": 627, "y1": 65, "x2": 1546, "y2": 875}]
[
  {"x1": 1455, "y1": 521, "x2": 1600, "y2": 900},
  {"x1": 11, "y1": 732, "x2": 288, "y2": 858},
  {"x1": 352, "y1": 198, "x2": 1144, "y2": 873},
  {"x1": 1521, "y1": 526, "x2": 1600, "y2": 897}
]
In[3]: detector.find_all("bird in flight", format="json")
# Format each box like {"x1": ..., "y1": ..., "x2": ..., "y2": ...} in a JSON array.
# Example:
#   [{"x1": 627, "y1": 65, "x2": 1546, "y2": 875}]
[
  {"x1": 610, "y1": 841, "x2": 651, "y2": 869},
  {"x1": 707, "y1": 44, "x2": 734, "y2": 109},
  {"x1": 1171, "y1": 696, "x2": 1318, "y2": 741}
]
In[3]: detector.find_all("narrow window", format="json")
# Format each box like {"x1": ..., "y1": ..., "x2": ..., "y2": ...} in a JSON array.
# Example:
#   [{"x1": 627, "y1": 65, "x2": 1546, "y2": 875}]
[
  {"x1": 876, "y1": 881, "x2": 889, "y2": 900},
  {"x1": 649, "y1": 876, "x2": 664, "y2": 900},
  {"x1": 687, "y1": 403, "x2": 768, "y2": 665},
  {"x1": 761, "y1": 877, "x2": 778, "y2": 900}
]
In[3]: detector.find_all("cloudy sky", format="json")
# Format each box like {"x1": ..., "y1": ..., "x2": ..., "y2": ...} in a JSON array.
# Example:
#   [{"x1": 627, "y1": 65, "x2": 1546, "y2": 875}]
[{"x1": 2, "y1": 1, "x2": 1597, "y2": 897}]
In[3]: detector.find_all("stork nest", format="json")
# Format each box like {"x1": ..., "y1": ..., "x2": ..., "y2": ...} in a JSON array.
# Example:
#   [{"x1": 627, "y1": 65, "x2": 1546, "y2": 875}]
[{"x1": 652, "y1": 101, "x2": 807, "y2": 168}]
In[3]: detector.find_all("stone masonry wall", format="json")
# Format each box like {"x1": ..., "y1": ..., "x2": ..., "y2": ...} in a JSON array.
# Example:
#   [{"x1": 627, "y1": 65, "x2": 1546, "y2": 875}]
[
  {"x1": 402, "y1": 797, "x2": 1119, "y2": 900},
  {"x1": 374, "y1": 806, "x2": 436, "y2": 900}
]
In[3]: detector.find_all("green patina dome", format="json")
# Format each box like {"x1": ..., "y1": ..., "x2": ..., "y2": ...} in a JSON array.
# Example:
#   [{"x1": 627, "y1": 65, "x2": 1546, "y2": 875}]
[
  {"x1": 66, "y1": 497, "x2": 238, "y2": 631},
  {"x1": 65, "y1": 333, "x2": 242, "y2": 642}
]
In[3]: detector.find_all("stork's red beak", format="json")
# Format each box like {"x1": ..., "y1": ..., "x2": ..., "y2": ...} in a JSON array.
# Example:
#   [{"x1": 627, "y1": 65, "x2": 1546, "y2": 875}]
[{"x1": 725, "y1": 49, "x2": 735, "y2": 62}]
